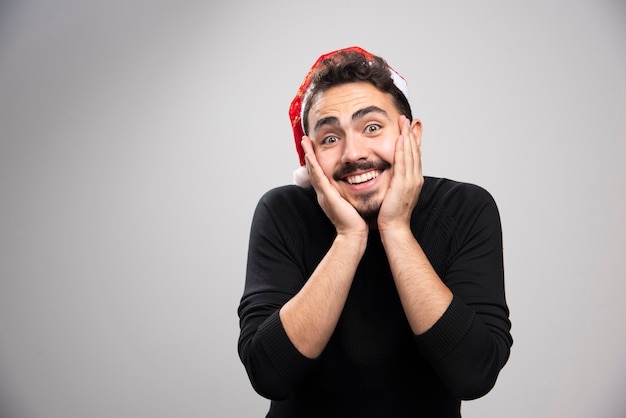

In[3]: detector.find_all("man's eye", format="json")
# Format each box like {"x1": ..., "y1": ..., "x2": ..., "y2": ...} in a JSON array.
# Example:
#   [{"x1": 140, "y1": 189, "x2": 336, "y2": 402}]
[
  {"x1": 322, "y1": 136, "x2": 339, "y2": 145},
  {"x1": 365, "y1": 124, "x2": 381, "y2": 133}
]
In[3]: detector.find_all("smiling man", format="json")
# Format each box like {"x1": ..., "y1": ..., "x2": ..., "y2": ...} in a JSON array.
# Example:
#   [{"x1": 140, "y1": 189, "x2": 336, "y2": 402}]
[{"x1": 237, "y1": 47, "x2": 512, "y2": 418}]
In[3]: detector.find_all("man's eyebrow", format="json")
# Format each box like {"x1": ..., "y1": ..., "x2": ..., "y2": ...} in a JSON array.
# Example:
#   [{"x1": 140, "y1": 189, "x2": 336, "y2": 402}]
[
  {"x1": 312, "y1": 106, "x2": 388, "y2": 133},
  {"x1": 313, "y1": 116, "x2": 340, "y2": 133},
  {"x1": 352, "y1": 106, "x2": 388, "y2": 121},
  {"x1": 313, "y1": 106, "x2": 388, "y2": 132}
]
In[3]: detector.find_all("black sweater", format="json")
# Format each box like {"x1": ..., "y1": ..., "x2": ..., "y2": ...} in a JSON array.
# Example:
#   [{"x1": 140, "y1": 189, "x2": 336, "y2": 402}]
[{"x1": 238, "y1": 177, "x2": 512, "y2": 417}]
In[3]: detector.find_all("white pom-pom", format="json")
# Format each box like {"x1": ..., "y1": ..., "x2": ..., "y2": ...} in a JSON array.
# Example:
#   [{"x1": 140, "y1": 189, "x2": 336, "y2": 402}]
[{"x1": 293, "y1": 166, "x2": 311, "y2": 188}]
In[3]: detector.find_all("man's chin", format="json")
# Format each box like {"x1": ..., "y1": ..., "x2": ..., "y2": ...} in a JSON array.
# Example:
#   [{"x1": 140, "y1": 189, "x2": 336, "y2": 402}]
[
  {"x1": 338, "y1": 186, "x2": 384, "y2": 222},
  {"x1": 352, "y1": 197, "x2": 382, "y2": 222}
]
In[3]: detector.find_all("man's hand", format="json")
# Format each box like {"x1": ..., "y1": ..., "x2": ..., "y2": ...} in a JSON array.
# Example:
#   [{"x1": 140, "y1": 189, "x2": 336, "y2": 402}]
[
  {"x1": 377, "y1": 116, "x2": 424, "y2": 232},
  {"x1": 281, "y1": 137, "x2": 369, "y2": 359},
  {"x1": 377, "y1": 117, "x2": 452, "y2": 335},
  {"x1": 301, "y1": 136, "x2": 368, "y2": 238}
]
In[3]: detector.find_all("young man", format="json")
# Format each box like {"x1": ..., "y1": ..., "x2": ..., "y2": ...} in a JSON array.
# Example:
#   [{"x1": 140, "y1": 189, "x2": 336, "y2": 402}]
[{"x1": 238, "y1": 46, "x2": 512, "y2": 417}]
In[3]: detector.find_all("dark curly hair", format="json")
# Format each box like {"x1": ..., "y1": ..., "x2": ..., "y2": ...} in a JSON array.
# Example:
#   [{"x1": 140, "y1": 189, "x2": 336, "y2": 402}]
[{"x1": 302, "y1": 50, "x2": 412, "y2": 135}]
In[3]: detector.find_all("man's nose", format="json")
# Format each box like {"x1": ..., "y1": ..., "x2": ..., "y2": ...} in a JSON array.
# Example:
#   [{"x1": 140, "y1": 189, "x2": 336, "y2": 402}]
[{"x1": 340, "y1": 133, "x2": 368, "y2": 164}]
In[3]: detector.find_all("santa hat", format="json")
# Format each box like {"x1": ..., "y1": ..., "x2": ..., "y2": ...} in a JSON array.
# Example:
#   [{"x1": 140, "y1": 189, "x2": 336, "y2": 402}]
[{"x1": 288, "y1": 46, "x2": 409, "y2": 187}]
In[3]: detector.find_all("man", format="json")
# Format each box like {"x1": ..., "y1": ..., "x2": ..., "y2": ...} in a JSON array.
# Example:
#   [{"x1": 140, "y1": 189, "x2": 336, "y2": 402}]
[{"x1": 238, "y1": 46, "x2": 512, "y2": 417}]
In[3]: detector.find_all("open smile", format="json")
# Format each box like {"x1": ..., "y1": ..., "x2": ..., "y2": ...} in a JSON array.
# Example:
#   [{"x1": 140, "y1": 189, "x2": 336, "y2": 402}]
[{"x1": 345, "y1": 170, "x2": 381, "y2": 185}]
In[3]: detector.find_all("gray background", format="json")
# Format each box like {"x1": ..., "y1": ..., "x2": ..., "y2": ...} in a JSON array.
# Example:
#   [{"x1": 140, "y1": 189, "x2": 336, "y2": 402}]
[{"x1": 1, "y1": 0, "x2": 625, "y2": 417}]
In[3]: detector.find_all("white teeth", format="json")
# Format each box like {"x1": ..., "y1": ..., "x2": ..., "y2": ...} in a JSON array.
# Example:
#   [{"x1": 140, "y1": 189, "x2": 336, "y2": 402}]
[{"x1": 347, "y1": 171, "x2": 379, "y2": 185}]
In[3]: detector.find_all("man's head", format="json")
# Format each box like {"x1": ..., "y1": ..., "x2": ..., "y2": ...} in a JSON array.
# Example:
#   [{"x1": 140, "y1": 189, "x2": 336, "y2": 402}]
[
  {"x1": 290, "y1": 47, "x2": 412, "y2": 172},
  {"x1": 301, "y1": 50, "x2": 412, "y2": 140},
  {"x1": 289, "y1": 47, "x2": 421, "y2": 220}
]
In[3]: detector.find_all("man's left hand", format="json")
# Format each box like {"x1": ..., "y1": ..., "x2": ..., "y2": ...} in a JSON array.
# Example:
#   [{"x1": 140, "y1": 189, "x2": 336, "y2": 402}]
[{"x1": 377, "y1": 115, "x2": 424, "y2": 232}]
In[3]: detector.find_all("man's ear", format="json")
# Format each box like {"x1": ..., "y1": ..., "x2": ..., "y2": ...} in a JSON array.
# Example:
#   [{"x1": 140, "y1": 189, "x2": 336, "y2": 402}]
[{"x1": 411, "y1": 119, "x2": 423, "y2": 145}]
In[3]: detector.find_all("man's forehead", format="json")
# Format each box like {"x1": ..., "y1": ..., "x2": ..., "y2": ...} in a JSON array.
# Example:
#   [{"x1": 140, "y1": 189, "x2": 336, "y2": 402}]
[{"x1": 309, "y1": 83, "x2": 395, "y2": 122}]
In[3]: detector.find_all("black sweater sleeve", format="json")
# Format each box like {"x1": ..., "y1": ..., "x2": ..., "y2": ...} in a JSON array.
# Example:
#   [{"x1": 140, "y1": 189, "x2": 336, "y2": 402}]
[
  {"x1": 237, "y1": 187, "x2": 325, "y2": 400},
  {"x1": 413, "y1": 182, "x2": 512, "y2": 400}
]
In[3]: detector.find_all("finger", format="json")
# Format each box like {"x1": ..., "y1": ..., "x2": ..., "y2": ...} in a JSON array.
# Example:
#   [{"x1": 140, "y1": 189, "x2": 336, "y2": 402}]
[
  {"x1": 302, "y1": 136, "x2": 338, "y2": 200},
  {"x1": 393, "y1": 130, "x2": 406, "y2": 179},
  {"x1": 396, "y1": 116, "x2": 413, "y2": 176},
  {"x1": 301, "y1": 137, "x2": 323, "y2": 185},
  {"x1": 404, "y1": 117, "x2": 415, "y2": 173},
  {"x1": 301, "y1": 135, "x2": 314, "y2": 159},
  {"x1": 410, "y1": 121, "x2": 423, "y2": 178},
  {"x1": 302, "y1": 137, "x2": 324, "y2": 178}
]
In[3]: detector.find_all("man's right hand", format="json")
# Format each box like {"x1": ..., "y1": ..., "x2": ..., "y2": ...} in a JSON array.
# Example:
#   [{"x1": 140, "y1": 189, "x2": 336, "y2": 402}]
[
  {"x1": 301, "y1": 136, "x2": 368, "y2": 238},
  {"x1": 279, "y1": 138, "x2": 369, "y2": 359}
]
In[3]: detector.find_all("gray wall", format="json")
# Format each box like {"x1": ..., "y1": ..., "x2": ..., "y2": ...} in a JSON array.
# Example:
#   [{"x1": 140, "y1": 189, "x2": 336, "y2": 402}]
[{"x1": 1, "y1": 1, "x2": 625, "y2": 417}]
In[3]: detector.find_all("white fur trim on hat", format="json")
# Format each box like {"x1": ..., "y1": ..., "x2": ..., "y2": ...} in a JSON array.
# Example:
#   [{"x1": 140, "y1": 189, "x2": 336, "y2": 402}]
[{"x1": 293, "y1": 165, "x2": 311, "y2": 188}]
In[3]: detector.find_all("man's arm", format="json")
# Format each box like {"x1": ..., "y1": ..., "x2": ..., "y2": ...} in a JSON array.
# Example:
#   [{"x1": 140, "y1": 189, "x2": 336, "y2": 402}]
[
  {"x1": 377, "y1": 116, "x2": 453, "y2": 334},
  {"x1": 279, "y1": 137, "x2": 368, "y2": 359},
  {"x1": 238, "y1": 137, "x2": 369, "y2": 398},
  {"x1": 379, "y1": 117, "x2": 511, "y2": 399},
  {"x1": 279, "y1": 232, "x2": 365, "y2": 358},
  {"x1": 380, "y1": 227, "x2": 453, "y2": 334}
]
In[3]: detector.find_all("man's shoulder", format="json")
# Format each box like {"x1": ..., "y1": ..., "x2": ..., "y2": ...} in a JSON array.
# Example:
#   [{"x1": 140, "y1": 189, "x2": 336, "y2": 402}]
[
  {"x1": 252, "y1": 185, "x2": 331, "y2": 239},
  {"x1": 259, "y1": 184, "x2": 316, "y2": 205},
  {"x1": 424, "y1": 176, "x2": 495, "y2": 202},
  {"x1": 255, "y1": 185, "x2": 321, "y2": 220},
  {"x1": 421, "y1": 176, "x2": 498, "y2": 216}
]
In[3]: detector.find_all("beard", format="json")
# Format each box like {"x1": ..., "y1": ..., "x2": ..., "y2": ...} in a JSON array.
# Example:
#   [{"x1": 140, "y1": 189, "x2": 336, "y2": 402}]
[{"x1": 353, "y1": 192, "x2": 382, "y2": 222}]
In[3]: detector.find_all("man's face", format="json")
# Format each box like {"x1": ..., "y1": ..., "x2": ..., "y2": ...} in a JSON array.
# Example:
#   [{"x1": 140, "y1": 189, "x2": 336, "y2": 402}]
[{"x1": 307, "y1": 82, "x2": 408, "y2": 220}]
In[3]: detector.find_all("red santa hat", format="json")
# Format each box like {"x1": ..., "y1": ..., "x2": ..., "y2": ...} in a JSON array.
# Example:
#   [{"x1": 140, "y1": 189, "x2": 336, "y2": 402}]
[{"x1": 288, "y1": 46, "x2": 409, "y2": 187}]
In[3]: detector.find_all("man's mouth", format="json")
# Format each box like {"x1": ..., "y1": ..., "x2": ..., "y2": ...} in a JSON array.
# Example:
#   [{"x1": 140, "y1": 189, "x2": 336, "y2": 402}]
[{"x1": 345, "y1": 170, "x2": 381, "y2": 185}]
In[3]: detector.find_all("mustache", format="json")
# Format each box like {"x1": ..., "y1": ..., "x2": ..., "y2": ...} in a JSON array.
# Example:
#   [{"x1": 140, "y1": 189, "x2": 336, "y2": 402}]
[{"x1": 333, "y1": 159, "x2": 391, "y2": 181}]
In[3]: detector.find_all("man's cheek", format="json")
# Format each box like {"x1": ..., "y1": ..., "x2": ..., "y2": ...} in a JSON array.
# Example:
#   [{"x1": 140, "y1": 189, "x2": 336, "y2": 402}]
[{"x1": 384, "y1": 143, "x2": 397, "y2": 162}]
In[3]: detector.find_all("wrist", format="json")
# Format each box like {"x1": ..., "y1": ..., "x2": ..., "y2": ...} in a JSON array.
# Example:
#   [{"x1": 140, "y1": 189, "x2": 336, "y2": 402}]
[
  {"x1": 378, "y1": 218, "x2": 411, "y2": 236},
  {"x1": 335, "y1": 229, "x2": 368, "y2": 255},
  {"x1": 378, "y1": 222, "x2": 413, "y2": 245}
]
